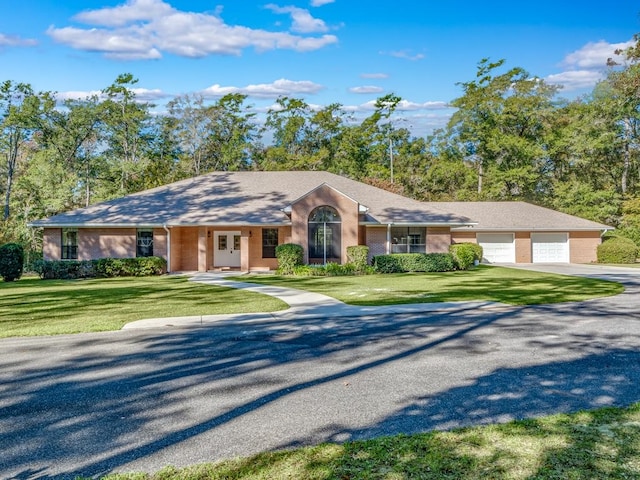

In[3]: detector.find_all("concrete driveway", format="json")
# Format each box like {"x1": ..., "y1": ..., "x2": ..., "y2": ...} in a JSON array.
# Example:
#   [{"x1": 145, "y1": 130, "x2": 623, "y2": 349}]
[{"x1": 1, "y1": 265, "x2": 639, "y2": 479}]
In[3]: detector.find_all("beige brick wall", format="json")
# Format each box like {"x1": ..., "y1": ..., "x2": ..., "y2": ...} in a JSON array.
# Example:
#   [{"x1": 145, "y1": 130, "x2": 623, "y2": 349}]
[
  {"x1": 43, "y1": 228, "x2": 61, "y2": 261},
  {"x1": 451, "y1": 231, "x2": 477, "y2": 244},
  {"x1": 153, "y1": 228, "x2": 167, "y2": 261},
  {"x1": 515, "y1": 232, "x2": 532, "y2": 263},
  {"x1": 426, "y1": 227, "x2": 451, "y2": 253},
  {"x1": 247, "y1": 227, "x2": 291, "y2": 271},
  {"x1": 170, "y1": 227, "x2": 199, "y2": 271},
  {"x1": 570, "y1": 231, "x2": 602, "y2": 263},
  {"x1": 78, "y1": 228, "x2": 136, "y2": 260},
  {"x1": 366, "y1": 227, "x2": 387, "y2": 263},
  {"x1": 291, "y1": 185, "x2": 360, "y2": 264}
]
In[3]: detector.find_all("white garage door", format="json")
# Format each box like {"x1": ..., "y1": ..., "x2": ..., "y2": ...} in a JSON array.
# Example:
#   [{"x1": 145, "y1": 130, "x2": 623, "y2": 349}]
[
  {"x1": 477, "y1": 233, "x2": 515, "y2": 263},
  {"x1": 532, "y1": 233, "x2": 569, "y2": 263}
]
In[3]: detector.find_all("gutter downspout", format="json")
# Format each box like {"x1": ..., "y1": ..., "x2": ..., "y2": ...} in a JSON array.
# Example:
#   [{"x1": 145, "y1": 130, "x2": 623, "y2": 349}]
[{"x1": 163, "y1": 225, "x2": 171, "y2": 273}]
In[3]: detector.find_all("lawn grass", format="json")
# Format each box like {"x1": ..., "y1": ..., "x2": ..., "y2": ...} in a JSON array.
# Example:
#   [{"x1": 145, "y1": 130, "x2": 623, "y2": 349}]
[
  {"x1": 0, "y1": 275, "x2": 288, "y2": 337},
  {"x1": 102, "y1": 403, "x2": 640, "y2": 479},
  {"x1": 235, "y1": 265, "x2": 624, "y2": 306}
]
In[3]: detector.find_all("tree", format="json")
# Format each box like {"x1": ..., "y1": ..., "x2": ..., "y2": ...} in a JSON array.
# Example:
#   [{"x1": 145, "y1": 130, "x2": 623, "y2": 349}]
[
  {"x1": 101, "y1": 73, "x2": 153, "y2": 195},
  {"x1": 447, "y1": 59, "x2": 558, "y2": 199},
  {"x1": 0, "y1": 81, "x2": 42, "y2": 220}
]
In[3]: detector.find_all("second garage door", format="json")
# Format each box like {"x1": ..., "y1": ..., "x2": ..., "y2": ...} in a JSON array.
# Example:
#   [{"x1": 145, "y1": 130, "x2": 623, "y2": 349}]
[
  {"x1": 477, "y1": 233, "x2": 515, "y2": 263},
  {"x1": 532, "y1": 233, "x2": 569, "y2": 263}
]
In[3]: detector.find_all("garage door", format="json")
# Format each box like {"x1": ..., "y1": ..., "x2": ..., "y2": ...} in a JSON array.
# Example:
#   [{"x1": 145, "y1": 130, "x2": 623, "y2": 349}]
[
  {"x1": 532, "y1": 233, "x2": 569, "y2": 263},
  {"x1": 477, "y1": 233, "x2": 515, "y2": 263}
]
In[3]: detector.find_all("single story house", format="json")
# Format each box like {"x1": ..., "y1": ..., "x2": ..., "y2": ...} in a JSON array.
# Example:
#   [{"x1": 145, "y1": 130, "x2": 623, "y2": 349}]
[{"x1": 30, "y1": 171, "x2": 611, "y2": 271}]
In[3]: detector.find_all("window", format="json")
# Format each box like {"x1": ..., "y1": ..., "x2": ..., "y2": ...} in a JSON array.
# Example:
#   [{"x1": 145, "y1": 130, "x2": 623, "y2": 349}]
[
  {"x1": 262, "y1": 228, "x2": 279, "y2": 258},
  {"x1": 308, "y1": 206, "x2": 341, "y2": 264},
  {"x1": 137, "y1": 229, "x2": 154, "y2": 257},
  {"x1": 61, "y1": 228, "x2": 78, "y2": 260},
  {"x1": 391, "y1": 227, "x2": 426, "y2": 253}
]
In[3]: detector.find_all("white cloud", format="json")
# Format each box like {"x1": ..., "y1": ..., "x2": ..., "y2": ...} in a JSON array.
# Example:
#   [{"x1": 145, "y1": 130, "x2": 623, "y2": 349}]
[
  {"x1": 382, "y1": 50, "x2": 425, "y2": 61},
  {"x1": 55, "y1": 87, "x2": 168, "y2": 102},
  {"x1": 562, "y1": 40, "x2": 633, "y2": 69},
  {"x1": 546, "y1": 70, "x2": 605, "y2": 91},
  {"x1": 310, "y1": 0, "x2": 335, "y2": 6},
  {"x1": 73, "y1": 0, "x2": 173, "y2": 27},
  {"x1": 265, "y1": 4, "x2": 328, "y2": 33},
  {"x1": 349, "y1": 86, "x2": 384, "y2": 94},
  {"x1": 47, "y1": 0, "x2": 338, "y2": 60},
  {"x1": 0, "y1": 33, "x2": 38, "y2": 48},
  {"x1": 545, "y1": 38, "x2": 634, "y2": 93},
  {"x1": 360, "y1": 73, "x2": 388, "y2": 79},
  {"x1": 201, "y1": 78, "x2": 324, "y2": 98},
  {"x1": 344, "y1": 99, "x2": 449, "y2": 113}
]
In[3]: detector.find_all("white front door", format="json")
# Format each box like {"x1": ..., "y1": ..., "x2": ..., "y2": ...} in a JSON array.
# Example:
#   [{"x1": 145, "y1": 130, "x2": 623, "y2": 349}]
[{"x1": 214, "y1": 231, "x2": 241, "y2": 267}]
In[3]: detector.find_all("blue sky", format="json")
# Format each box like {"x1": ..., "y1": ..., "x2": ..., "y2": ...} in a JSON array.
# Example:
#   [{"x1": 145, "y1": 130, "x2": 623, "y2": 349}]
[{"x1": 1, "y1": 0, "x2": 639, "y2": 136}]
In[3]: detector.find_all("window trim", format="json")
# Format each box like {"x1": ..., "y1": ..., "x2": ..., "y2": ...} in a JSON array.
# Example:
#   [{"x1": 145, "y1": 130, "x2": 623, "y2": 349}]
[
  {"x1": 262, "y1": 228, "x2": 279, "y2": 259},
  {"x1": 61, "y1": 228, "x2": 78, "y2": 260},
  {"x1": 136, "y1": 228, "x2": 154, "y2": 258}
]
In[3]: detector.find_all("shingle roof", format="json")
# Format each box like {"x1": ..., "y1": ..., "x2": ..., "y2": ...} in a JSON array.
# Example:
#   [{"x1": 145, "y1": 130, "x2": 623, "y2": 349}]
[
  {"x1": 438, "y1": 202, "x2": 612, "y2": 231},
  {"x1": 30, "y1": 171, "x2": 473, "y2": 227}
]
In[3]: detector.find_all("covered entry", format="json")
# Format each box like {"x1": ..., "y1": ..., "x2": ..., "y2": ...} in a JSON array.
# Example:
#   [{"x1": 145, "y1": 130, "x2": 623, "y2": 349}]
[{"x1": 308, "y1": 206, "x2": 341, "y2": 264}]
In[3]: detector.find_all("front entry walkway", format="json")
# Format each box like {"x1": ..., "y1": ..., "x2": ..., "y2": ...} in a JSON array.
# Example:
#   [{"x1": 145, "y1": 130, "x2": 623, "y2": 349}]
[{"x1": 123, "y1": 272, "x2": 496, "y2": 329}]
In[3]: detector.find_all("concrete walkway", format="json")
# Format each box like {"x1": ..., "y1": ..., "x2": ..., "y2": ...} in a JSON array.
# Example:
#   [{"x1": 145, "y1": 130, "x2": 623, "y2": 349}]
[{"x1": 123, "y1": 272, "x2": 497, "y2": 329}]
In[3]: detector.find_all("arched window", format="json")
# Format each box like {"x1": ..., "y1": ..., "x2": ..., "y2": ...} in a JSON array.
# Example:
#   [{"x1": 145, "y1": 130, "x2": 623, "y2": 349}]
[{"x1": 308, "y1": 206, "x2": 341, "y2": 264}]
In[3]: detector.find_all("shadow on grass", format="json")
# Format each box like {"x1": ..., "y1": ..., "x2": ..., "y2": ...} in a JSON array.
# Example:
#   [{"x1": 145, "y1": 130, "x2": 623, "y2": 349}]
[
  {"x1": 239, "y1": 266, "x2": 624, "y2": 306},
  {"x1": 2, "y1": 290, "x2": 640, "y2": 479}
]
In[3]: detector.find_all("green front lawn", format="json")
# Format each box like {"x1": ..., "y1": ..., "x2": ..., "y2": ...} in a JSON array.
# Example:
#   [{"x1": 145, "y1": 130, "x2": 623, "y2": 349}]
[
  {"x1": 102, "y1": 403, "x2": 640, "y2": 479},
  {"x1": 0, "y1": 276, "x2": 288, "y2": 337},
  {"x1": 237, "y1": 265, "x2": 624, "y2": 306}
]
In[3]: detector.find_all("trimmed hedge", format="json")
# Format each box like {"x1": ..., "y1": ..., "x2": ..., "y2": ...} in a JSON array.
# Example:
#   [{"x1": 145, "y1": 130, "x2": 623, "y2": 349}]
[
  {"x1": 346, "y1": 245, "x2": 370, "y2": 273},
  {"x1": 597, "y1": 237, "x2": 639, "y2": 264},
  {"x1": 276, "y1": 243, "x2": 304, "y2": 275},
  {"x1": 32, "y1": 256, "x2": 167, "y2": 280},
  {"x1": 373, "y1": 253, "x2": 456, "y2": 273},
  {"x1": 0, "y1": 243, "x2": 25, "y2": 282},
  {"x1": 449, "y1": 243, "x2": 477, "y2": 270}
]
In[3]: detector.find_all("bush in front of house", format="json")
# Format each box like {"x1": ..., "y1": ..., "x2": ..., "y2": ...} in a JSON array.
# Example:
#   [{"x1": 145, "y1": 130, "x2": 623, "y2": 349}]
[
  {"x1": 373, "y1": 253, "x2": 456, "y2": 273},
  {"x1": 32, "y1": 259, "x2": 94, "y2": 279},
  {"x1": 94, "y1": 257, "x2": 166, "y2": 277},
  {"x1": 32, "y1": 257, "x2": 167, "y2": 279},
  {"x1": 449, "y1": 243, "x2": 481, "y2": 270},
  {"x1": 276, "y1": 243, "x2": 304, "y2": 275},
  {"x1": 0, "y1": 243, "x2": 25, "y2": 282},
  {"x1": 346, "y1": 245, "x2": 370, "y2": 273},
  {"x1": 597, "y1": 237, "x2": 639, "y2": 264}
]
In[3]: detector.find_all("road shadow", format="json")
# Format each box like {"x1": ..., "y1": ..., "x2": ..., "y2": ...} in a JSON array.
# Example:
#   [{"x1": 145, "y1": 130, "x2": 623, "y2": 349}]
[{"x1": 1, "y1": 295, "x2": 639, "y2": 478}]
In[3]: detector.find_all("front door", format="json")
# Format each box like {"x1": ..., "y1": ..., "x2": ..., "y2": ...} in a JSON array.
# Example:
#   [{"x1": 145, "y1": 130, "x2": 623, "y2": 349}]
[{"x1": 213, "y1": 231, "x2": 241, "y2": 267}]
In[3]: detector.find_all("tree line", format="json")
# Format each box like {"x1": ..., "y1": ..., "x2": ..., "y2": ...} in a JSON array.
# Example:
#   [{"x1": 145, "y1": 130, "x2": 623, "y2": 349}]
[{"x1": 2, "y1": 35, "x2": 640, "y2": 257}]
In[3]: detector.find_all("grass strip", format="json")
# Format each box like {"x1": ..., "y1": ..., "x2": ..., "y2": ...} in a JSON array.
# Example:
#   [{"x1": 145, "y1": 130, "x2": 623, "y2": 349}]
[
  {"x1": 102, "y1": 403, "x2": 640, "y2": 479},
  {"x1": 235, "y1": 265, "x2": 624, "y2": 306},
  {"x1": 0, "y1": 275, "x2": 287, "y2": 337}
]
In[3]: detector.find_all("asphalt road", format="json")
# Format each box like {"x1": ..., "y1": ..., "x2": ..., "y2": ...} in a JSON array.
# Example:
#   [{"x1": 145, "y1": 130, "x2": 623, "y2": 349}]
[{"x1": 1, "y1": 265, "x2": 639, "y2": 479}]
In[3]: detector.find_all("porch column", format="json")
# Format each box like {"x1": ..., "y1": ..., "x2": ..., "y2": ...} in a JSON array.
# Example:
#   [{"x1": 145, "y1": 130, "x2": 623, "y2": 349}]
[
  {"x1": 241, "y1": 228, "x2": 250, "y2": 272},
  {"x1": 198, "y1": 227, "x2": 207, "y2": 272}
]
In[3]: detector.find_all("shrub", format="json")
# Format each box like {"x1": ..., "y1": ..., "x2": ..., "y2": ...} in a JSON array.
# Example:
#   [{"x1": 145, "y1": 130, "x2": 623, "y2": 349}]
[
  {"x1": 373, "y1": 253, "x2": 456, "y2": 273},
  {"x1": 325, "y1": 262, "x2": 356, "y2": 276},
  {"x1": 449, "y1": 243, "x2": 478, "y2": 270},
  {"x1": 597, "y1": 237, "x2": 639, "y2": 264},
  {"x1": 0, "y1": 243, "x2": 24, "y2": 282},
  {"x1": 32, "y1": 257, "x2": 167, "y2": 279},
  {"x1": 32, "y1": 259, "x2": 94, "y2": 279},
  {"x1": 276, "y1": 243, "x2": 304, "y2": 275},
  {"x1": 346, "y1": 245, "x2": 370, "y2": 273}
]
